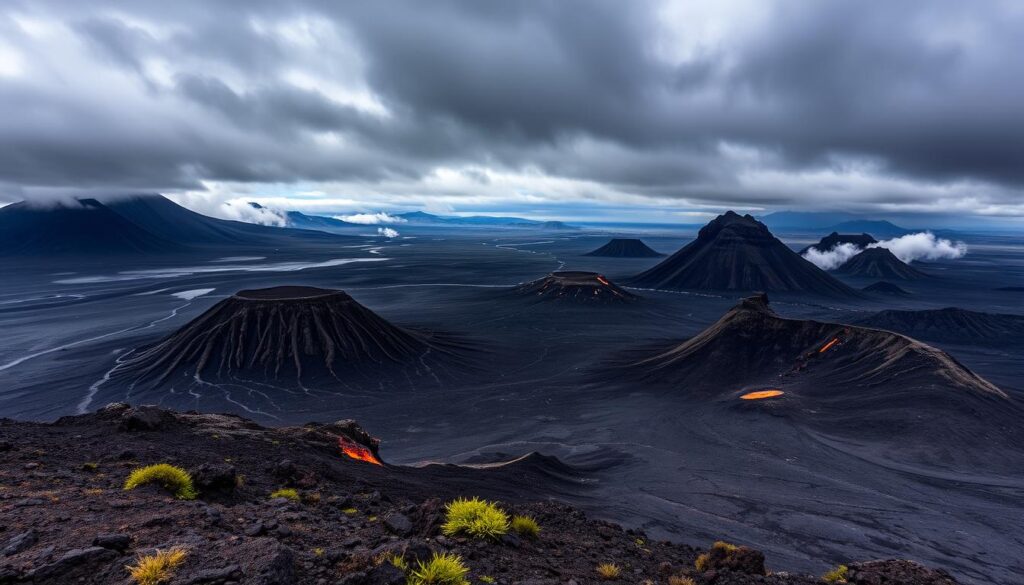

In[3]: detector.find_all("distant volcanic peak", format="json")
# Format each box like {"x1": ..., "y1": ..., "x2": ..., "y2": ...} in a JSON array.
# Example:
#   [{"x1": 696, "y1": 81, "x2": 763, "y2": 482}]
[
  {"x1": 628, "y1": 212, "x2": 858, "y2": 296},
  {"x1": 515, "y1": 271, "x2": 639, "y2": 303},
  {"x1": 863, "y1": 281, "x2": 910, "y2": 295},
  {"x1": 115, "y1": 286, "x2": 434, "y2": 386},
  {"x1": 584, "y1": 238, "x2": 664, "y2": 257},
  {"x1": 836, "y1": 247, "x2": 926, "y2": 280},
  {"x1": 626, "y1": 294, "x2": 1005, "y2": 401},
  {"x1": 800, "y1": 232, "x2": 878, "y2": 254}
]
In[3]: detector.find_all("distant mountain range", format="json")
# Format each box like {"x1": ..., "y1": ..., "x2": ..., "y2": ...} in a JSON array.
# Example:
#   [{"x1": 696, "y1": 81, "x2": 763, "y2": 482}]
[
  {"x1": 760, "y1": 211, "x2": 911, "y2": 236},
  {"x1": 0, "y1": 195, "x2": 343, "y2": 257},
  {"x1": 394, "y1": 211, "x2": 577, "y2": 230}
]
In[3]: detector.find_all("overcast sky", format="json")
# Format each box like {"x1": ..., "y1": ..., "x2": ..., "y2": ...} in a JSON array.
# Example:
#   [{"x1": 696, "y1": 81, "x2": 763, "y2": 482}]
[{"x1": 1, "y1": 1, "x2": 1022, "y2": 225}]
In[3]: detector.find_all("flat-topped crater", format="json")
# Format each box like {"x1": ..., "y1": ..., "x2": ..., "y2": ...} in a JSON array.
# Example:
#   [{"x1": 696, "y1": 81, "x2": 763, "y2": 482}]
[
  {"x1": 234, "y1": 286, "x2": 349, "y2": 301},
  {"x1": 514, "y1": 271, "x2": 639, "y2": 303}
]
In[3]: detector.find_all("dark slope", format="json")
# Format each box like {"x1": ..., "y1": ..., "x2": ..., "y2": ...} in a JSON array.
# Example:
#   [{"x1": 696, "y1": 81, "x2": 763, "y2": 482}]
[
  {"x1": 514, "y1": 271, "x2": 639, "y2": 303},
  {"x1": 798, "y1": 232, "x2": 877, "y2": 255},
  {"x1": 111, "y1": 286, "x2": 465, "y2": 388},
  {"x1": 106, "y1": 195, "x2": 342, "y2": 245},
  {"x1": 627, "y1": 212, "x2": 858, "y2": 296},
  {"x1": 862, "y1": 281, "x2": 911, "y2": 296},
  {"x1": 615, "y1": 295, "x2": 1011, "y2": 447},
  {"x1": 584, "y1": 238, "x2": 664, "y2": 257},
  {"x1": 855, "y1": 307, "x2": 1024, "y2": 346},
  {"x1": 835, "y1": 247, "x2": 927, "y2": 280},
  {"x1": 0, "y1": 199, "x2": 182, "y2": 256},
  {"x1": 0, "y1": 404, "x2": 955, "y2": 585}
]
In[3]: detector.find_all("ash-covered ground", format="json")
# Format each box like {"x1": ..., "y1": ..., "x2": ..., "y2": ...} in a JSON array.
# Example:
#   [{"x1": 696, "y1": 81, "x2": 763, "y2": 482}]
[{"x1": 1, "y1": 226, "x2": 1022, "y2": 584}]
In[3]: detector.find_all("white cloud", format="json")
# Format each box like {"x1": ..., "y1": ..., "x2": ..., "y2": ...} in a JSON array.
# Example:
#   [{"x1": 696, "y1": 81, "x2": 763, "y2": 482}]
[
  {"x1": 337, "y1": 212, "x2": 407, "y2": 225},
  {"x1": 377, "y1": 227, "x2": 399, "y2": 238},
  {"x1": 801, "y1": 242, "x2": 863, "y2": 270},
  {"x1": 870, "y1": 232, "x2": 968, "y2": 263}
]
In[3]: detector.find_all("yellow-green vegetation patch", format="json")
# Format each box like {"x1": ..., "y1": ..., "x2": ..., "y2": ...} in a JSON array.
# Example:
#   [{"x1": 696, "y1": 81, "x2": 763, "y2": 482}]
[
  {"x1": 442, "y1": 497, "x2": 509, "y2": 539},
  {"x1": 407, "y1": 552, "x2": 470, "y2": 585},
  {"x1": 123, "y1": 464, "x2": 197, "y2": 500},
  {"x1": 596, "y1": 562, "x2": 621, "y2": 580},
  {"x1": 270, "y1": 488, "x2": 300, "y2": 502},
  {"x1": 511, "y1": 515, "x2": 540, "y2": 539},
  {"x1": 478, "y1": 576, "x2": 495, "y2": 584},
  {"x1": 823, "y1": 564, "x2": 849, "y2": 583},
  {"x1": 126, "y1": 547, "x2": 188, "y2": 585}
]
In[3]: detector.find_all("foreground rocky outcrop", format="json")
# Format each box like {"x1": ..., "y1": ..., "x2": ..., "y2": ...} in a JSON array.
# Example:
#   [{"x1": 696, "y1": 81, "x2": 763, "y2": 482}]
[{"x1": 0, "y1": 405, "x2": 961, "y2": 584}]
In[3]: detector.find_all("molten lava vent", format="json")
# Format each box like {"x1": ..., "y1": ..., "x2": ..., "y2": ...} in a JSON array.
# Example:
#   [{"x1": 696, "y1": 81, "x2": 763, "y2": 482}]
[
  {"x1": 514, "y1": 271, "x2": 639, "y2": 304},
  {"x1": 740, "y1": 390, "x2": 784, "y2": 400},
  {"x1": 110, "y1": 286, "x2": 456, "y2": 390}
]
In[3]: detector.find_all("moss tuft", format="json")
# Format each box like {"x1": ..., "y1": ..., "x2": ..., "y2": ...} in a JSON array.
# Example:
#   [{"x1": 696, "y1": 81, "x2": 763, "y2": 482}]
[
  {"x1": 123, "y1": 464, "x2": 196, "y2": 500},
  {"x1": 596, "y1": 563, "x2": 621, "y2": 580},
  {"x1": 270, "y1": 488, "x2": 300, "y2": 502},
  {"x1": 442, "y1": 497, "x2": 509, "y2": 539},
  {"x1": 511, "y1": 515, "x2": 540, "y2": 539},
  {"x1": 407, "y1": 552, "x2": 470, "y2": 585}
]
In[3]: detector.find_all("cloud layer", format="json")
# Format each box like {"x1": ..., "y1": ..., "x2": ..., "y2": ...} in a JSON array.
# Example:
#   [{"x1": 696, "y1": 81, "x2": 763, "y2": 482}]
[
  {"x1": 802, "y1": 232, "x2": 968, "y2": 269},
  {"x1": 1, "y1": 1, "x2": 1023, "y2": 222}
]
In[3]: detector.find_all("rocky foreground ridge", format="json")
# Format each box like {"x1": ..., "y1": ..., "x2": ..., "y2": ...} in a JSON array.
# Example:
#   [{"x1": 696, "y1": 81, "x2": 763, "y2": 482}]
[{"x1": 0, "y1": 405, "x2": 959, "y2": 584}]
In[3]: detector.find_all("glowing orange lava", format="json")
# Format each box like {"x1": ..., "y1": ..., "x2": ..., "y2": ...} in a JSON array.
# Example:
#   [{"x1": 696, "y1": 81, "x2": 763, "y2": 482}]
[
  {"x1": 596, "y1": 276, "x2": 610, "y2": 286},
  {"x1": 740, "y1": 389, "x2": 785, "y2": 400},
  {"x1": 818, "y1": 338, "x2": 839, "y2": 353},
  {"x1": 338, "y1": 437, "x2": 382, "y2": 465}
]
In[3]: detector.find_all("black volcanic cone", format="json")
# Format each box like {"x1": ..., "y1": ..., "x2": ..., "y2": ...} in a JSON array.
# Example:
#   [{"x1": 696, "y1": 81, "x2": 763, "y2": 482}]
[
  {"x1": 0, "y1": 199, "x2": 181, "y2": 256},
  {"x1": 855, "y1": 307, "x2": 1024, "y2": 346},
  {"x1": 627, "y1": 212, "x2": 857, "y2": 296},
  {"x1": 862, "y1": 281, "x2": 911, "y2": 295},
  {"x1": 835, "y1": 247, "x2": 926, "y2": 280},
  {"x1": 112, "y1": 286, "x2": 458, "y2": 388},
  {"x1": 798, "y1": 231, "x2": 877, "y2": 255},
  {"x1": 584, "y1": 238, "x2": 664, "y2": 258},
  {"x1": 614, "y1": 294, "x2": 1010, "y2": 446},
  {"x1": 514, "y1": 271, "x2": 639, "y2": 303}
]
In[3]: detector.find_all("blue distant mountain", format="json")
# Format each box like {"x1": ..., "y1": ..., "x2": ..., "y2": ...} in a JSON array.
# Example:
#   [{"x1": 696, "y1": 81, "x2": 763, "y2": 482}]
[
  {"x1": 761, "y1": 211, "x2": 910, "y2": 237},
  {"x1": 395, "y1": 211, "x2": 576, "y2": 229}
]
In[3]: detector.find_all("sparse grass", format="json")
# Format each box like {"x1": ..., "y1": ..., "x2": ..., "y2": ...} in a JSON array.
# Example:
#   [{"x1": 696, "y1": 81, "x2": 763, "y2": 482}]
[
  {"x1": 478, "y1": 576, "x2": 495, "y2": 584},
  {"x1": 407, "y1": 552, "x2": 470, "y2": 585},
  {"x1": 442, "y1": 497, "x2": 509, "y2": 539},
  {"x1": 634, "y1": 537, "x2": 646, "y2": 547},
  {"x1": 313, "y1": 547, "x2": 325, "y2": 558},
  {"x1": 695, "y1": 554, "x2": 709, "y2": 572},
  {"x1": 270, "y1": 488, "x2": 300, "y2": 502},
  {"x1": 596, "y1": 563, "x2": 621, "y2": 580},
  {"x1": 126, "y1": 547, "x2": 188, "y2": 585},
  {"x1": 711, "y1": 540, "x2": 737, "y2": 552},
  {"x1": 123, "y1": 464, "x2": 196, "y2": 500},
  {"x1": 669, "y1": 577, "x2": 696, "y2": 585},
  {"x1": 822, "y1": 565, "x2": 848, "y2": 583},
  {"x1": 375, "y1": 551, "x2": 408, "y2": 571},
  {"x1": 510, "y1": 515, "x2": 540, "y2": 539},
  {"x1": 342, "y1": 507, "x2": 358, "y2": 515},
  {"x1": 82, "y1": 462, "x2": 99, "y2": 472},
  {"x1": 696, "y1": 540, "x2": 739, "y2": 571}
]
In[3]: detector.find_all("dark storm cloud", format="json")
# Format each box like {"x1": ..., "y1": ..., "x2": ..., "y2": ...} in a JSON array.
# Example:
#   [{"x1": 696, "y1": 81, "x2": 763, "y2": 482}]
[{"x1": 0, "y1": 0, "x2": 1022, "y2": 215}]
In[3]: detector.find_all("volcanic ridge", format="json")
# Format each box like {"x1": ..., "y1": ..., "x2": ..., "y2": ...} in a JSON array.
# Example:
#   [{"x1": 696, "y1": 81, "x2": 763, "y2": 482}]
[
  {"x1": 514, "y1": 271, "x2": 639, "y2": 303},
  {"x1": 615, "y1": 294, "x2": 1012, "y2": 448},
  {"x1": 110, "y1": 286, "x2": 464, "y2": 390},
  {"x1": 584, "y1": 238, "x2": 664, "y2": 257},
  {"x1": 855, "y1": 307, "x2": 1024, "y2": 346},
  {"x1": 835, "y1": 247, "x2": 927, "y2": 280},
  {"x1": 627, "y1": 212, "x2": 858, "y2": 296},
  {"x1": 0, "y1": 403, "x2": 962, "y2": 584}
]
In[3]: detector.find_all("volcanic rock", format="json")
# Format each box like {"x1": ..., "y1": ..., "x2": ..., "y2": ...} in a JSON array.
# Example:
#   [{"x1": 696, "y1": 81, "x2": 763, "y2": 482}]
[
  {"x1": 616, "y1": 294, "x2": 1009, "y2": 446},
  {"x1": 514, "y1": 271, "x2": 639, "y2": 303},
  {"x1": 862, "y1": 281, "x2": 910, "y2": 295},
  {"x1": 627, "y1": 212, "x2": 858, "y2": 296},
  {"x1": 835, "y1": 247, "x2": 926, "y2": 280},
  {"x1": 584, "y1": 238, "x2": 664, "y2": 257},
  {"x1": 110, "y1": 286, "x2": 456, "y2": 389},
  {"x1": 855, "y1": 307, "x2": 1024, "y2": 346},
  {"x1": 798, "y1": 232, "x2": 878, "y2": 255}
]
